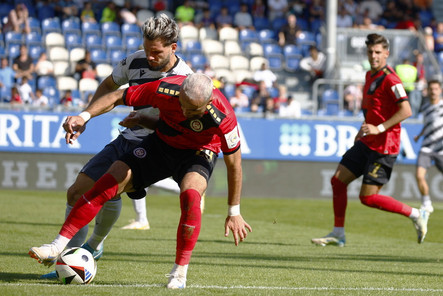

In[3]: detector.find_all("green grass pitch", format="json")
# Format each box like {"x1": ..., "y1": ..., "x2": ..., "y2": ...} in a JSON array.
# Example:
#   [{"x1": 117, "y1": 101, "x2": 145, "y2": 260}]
[{"x1": 0, "y1": 190, "x2": 442, "y2": 295}]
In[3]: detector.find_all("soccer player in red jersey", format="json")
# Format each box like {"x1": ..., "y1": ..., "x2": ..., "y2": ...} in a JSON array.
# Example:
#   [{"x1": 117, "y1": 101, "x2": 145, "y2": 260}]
[
  {"x1": 311, "y1": 33, "x2": 430, "y2": 247},
  {"x1": 29, "y1": 73, "x2": 252, "y2": 289}
]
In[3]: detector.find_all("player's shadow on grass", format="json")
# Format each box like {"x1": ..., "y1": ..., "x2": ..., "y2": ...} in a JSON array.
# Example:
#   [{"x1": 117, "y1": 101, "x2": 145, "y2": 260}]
[{"x1": 0, "y1": 272, "x2": 42, "y2": 282}]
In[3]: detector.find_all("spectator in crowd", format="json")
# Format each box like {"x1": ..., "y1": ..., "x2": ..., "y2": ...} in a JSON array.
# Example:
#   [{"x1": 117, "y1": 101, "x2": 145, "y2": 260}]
[
  {"x1": 100, "y1": 1, "x2": 118, "y2": 23},
  {"x1": 74, "y1": 50, "x2": 97, "y2": 80},
  {"x1": 308, "y1": 0, "x2": 324, "y2": 24},
  {"x1": 152, "y1": 0, "x2": 167, "y2": 12},
  {"x1": 413, "y1": 79, "x2": 443, "y2": 216},
  {"x1": 279, "y1": 95, "x2": 301, "y2": 118},
  {"x1": 252, "y1": 0, "x2": 266, "y2": 18},
  {"x1": 3, "y1": 3, "x2": 30, "y2": 34},
  {"x1": 250, "y1": 80, "x2": 271, "y2": 113},
  {"x1": 358, "y1": 0, "x2": 383, "y2": 22},
  {"x1": 433, "y1": 22, "x2": 443, "y2": 52},
  {"x1": 215, "y1": 6, "x2": 233, "y2": 29},
  {"x1": 343, "y1": 83, "x2": 363, "y2": 113},
  {"x1": 278, "y1": 13, "x2": 302, "y2": 47},
  {"x1": 234, "y1": 3, "x2": 254, "y2": 31},
  {"x1": 343, "y1": 0, "x2": 358, "y2": 17},
  {"x1": 60, "y1": 90, "x2": 73, "y2": 107},
  {"x1": 358, "y1": 14, "x2": 385, "y2": 30},
  {"x1": 13, "y1": 44, "x2": 35, "y2": 82},
  {"x1": 289, "y1": 0, "x2": 307, "y2": 18},
  {"x1": 336, "y1": 4, "x2": 353, "y2": 28},
  {"x1": 10, "y1": 86, "x2": 23, "y2": 105},
  {"x1": 81, "y1": 2, "x2": 97, "y2": 23},
  {"x1": 0, "y1": 57, "x2": 16, "y2": 102},
  {"x1": 35, "y1": 52, "x2": 54, "y2": 79},
  {"x1": 253, "y1": 62, "x2": 278, "y2": 89},
  {"x1": 55, "y1": 0, "x2": 79, "y2": 20},
  {"x1": 229, "y1": 86, "x2": 250, "y2": 113},
  {"x1": 300, "y1": 45, "x2": 326, "y2": 82},
  {"x1": 396, "y1": 58, "x2": 420, "y2": 116},
  {"x1": 413, "y1": 50, "x2": 427, "y2": 92},
  {"x1": 175, "y1": 0, "x2": 195, "y2": 26},
  {"x1": 424, "y1": 26, "x2": 434, "y2": 52},
  {"x1": 120, "y1": 0, "x2": 139, "y2": 25},
  {"x1": 32, "y1": 88, "x2": 49, "y2": 107},
  {"x1": 194, "y1": 8, "x2": 215, "y2": 29},
  {"x1": 273, "y1": 84, "x2": 289, "y2": 112},
  {"x1": 17, "y1": 76, "x2": 34, "y2": 104},
  {"x1": 267, "y1": 0, "x2": 288, "y2": 22}
]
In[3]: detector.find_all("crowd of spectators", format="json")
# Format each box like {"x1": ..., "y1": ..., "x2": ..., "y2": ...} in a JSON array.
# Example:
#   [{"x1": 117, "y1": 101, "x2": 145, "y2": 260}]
[{"x1": 0, "y1": 0, "x2": 440, "y2": 117}]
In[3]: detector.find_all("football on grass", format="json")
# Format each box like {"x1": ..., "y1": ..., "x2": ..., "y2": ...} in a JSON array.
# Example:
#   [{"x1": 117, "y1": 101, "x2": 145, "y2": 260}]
[{"x1": 55, "y1": 247, "x2": 97, "y2": 284}]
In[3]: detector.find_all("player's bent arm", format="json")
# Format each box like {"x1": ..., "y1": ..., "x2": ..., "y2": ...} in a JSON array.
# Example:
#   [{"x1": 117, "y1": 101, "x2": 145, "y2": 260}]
[
  {"x1": 378, "y1": 100, "x2": 412, "y2": 132},
  {"x1": 87, "y1": 75, "x2": 120, "y2": 107},
  {"x1": 84, "y1": 88, "x2": 126, "y2": 119}
]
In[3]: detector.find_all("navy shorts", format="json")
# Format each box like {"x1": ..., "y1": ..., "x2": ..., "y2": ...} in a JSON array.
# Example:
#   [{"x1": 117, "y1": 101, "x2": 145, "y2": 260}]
[
  {"x1": 80, "y1": 134, "x2": 147, "y2": 198},
  {"x1": 340, "y1": 140, "x2": 397, "y2": 185},
  {"x1": 120, "y1": 133, "x2": 218, "y2": 196}
]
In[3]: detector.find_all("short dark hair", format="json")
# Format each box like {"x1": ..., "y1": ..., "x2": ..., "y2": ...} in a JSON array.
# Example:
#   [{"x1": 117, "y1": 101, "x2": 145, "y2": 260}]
[{"x1": 365, "y1": 33, "x2": 390, "y2": 50}]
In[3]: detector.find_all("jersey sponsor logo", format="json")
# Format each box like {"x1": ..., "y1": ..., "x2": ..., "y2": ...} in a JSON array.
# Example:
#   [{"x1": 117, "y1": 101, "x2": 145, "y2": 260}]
[
  {"x1": 225, "y1": 126, "x2": 240, "y2": 149},
  {"x1": 391, "y1": 83, "x2": 407, "y2": 99},
  {"x1": 157, "y1": 81, "x2": 181, "y2": 96},
  {"x1": 140, "y1": 69, "x2": 146, "y2": 76},
  {"x1": 121, "y1": 58, "x2": 127, "y2": 66},
  {"x1": 133, "y1": 147, "x2": 147, "y2": 158},
  {"x1": 190, "y1": 119, "x2": 203, "y2": 132}
]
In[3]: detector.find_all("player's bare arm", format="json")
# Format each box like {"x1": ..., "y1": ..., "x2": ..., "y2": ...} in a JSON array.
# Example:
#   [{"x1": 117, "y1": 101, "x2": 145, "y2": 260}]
[
  {"x1": 119, "y1": 111, "x2": 159, "y2": 130},
  {"x1": 361, "y1": 101, "x2": 412, "y2": 136},
  {"x1": 223, "y1": 148, "x2": 252, "y2": 246}
]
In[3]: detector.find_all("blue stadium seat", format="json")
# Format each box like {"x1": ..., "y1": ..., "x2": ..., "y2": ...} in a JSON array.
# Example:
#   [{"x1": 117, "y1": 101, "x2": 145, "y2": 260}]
[
  {"x1": 36, "y1": 3, "x2": 55, "y2": 21},
  {"x1": 26, "y1": 32, "x2": 43, "y2": 46},
  {"x1": 109, "y1": 49, "x2": 126, "y2": 66},
  {"x1": 189, "y1": 53, "x2": 207, "y2": 70},
  {"x1": 0, "y1": 46, "x2": 6, "y2": 60},
  {"x1": 41, "y1": 18, "x2": 62, "y2": 36},
  {"x1": 29, "y1": 45, "x2": 45, "y2": 61},
  {"x1": 272, "y1": 17, "x2": 287, "y2": 33},
  {"x1": 85, "y1": 35, "x2": 103, "y2": 50},
  {"x1": 62, "y1": 17, "x2": 81, "y2": 36},
  {"x1": 283, "y1": 44, "x2": 302, "y2": 57},
  {"x1": 284, "y1": 54, "x2": 302, "y2": 72},
  {"x1": 38, "y1": 76, "x2": 57, "y2": 88},
  {"x1": 263, "y1": 43, "x2": 283, "y2": 57},
  {"x1": 0, "y1": 3, "x2": 13, "y2": 19},
  {"x1": 82, "y1": 22, "x2": 101, "y2": 37},
  {"x1": 29, "y1": 17, "x2": 41, "y2": 34},
  {"x1": 42, "y1": 86, "x2": 59, "y2": 106},
  {"x1": 101, "y1": 22, "x2": 121, "y2": 38},
  {"x1": 297, "y1": 31, "x2": 316, "y2": 46},
  {"x1": 184, "y1": 40, "x2": 202, "y2": 54},
  {"x1": 121, "y1": 23, "x2": 141, "y2": 40},
  {"x1": 258, "y1": 29, "x2": 275, "y2": 45},
  {"x1": 5, "y1": 32, "x2": 23, "y2": 48},
  {"x1": 125, "y1": 36, "x2": 142, "y2": 54},
  {"x1": 321, "y1": 89, "x2": 339, "y2": 110},
  {"x1": 296, "y1": 18, "x2": 310, "y2": 31},
  {"x1": 266, "y1": 53, "x2": 284, "y2": 72},
  {"x1": 90, "y1": 49, "x2": 108, "y2": 64},
  {"x1": 104, "y1": 35, "x2": 124, "y2": 51},
  {"x1": 253, "y1": 17, "x2": 270, "y2": 31},
  {"x1": 7, "y1": 44, "x2": 21, "y2": 64},
  {"x1": 239, "y1": 29, "x2": 259, "y2": 43},
  {"x1": 65, "y1": 34, "x2": 83, "y2": 51}
]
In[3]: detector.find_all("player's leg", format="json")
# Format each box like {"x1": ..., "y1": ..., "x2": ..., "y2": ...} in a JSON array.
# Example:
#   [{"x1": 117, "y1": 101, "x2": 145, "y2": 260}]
[
  {"x1": 29, "y1": 161, "x2": 134, "y2": 266},
  {"x1": 416, "y1": 151, "x2": 433, "y2": 213},
  {"x1": 121, "y1": 197, "x2": 150, "y2": 230}
]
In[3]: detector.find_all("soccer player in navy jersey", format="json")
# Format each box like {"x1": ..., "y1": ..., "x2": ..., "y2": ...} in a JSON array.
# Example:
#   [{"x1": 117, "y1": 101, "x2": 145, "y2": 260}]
[
  {"x1": 29, "y1": 73, "x2": 252, "y2": 289},
  {"x1": 311, "y1": 33, "x2": 430, "y2": 247}
]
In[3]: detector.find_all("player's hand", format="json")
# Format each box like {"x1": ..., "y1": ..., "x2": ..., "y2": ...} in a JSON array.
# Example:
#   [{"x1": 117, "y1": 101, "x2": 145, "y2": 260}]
[
  {"x1": 63, "y1": 116, "x2": 87, "y2": 144},
  {"x1": 361, "y1": 123, "x2": 379, "y2": 136},
  {"x1": 119, "y1": 111, "x2": 141, "y2": 128},
  {"x1": 224, "y1": 215, "x2": 252, "y2": 246}
]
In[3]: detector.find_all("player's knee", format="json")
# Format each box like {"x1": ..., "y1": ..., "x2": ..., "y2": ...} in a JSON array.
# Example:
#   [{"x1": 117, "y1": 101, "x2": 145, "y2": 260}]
[
  {"x1": 67, "y1": 184, "x2": 83, "y2": 206},
  {"x1": 359, "y1": 194, "x2": 376, "y2": 207},
  {"x1": 331, "y1": 176, "x2": 346, "y2": 191}
]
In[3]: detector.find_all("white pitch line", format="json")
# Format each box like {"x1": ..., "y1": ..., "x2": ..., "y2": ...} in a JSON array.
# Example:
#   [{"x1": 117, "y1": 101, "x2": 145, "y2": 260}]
[{"x1": 1, "y1": 283, "x2": 443, "y2": 292}]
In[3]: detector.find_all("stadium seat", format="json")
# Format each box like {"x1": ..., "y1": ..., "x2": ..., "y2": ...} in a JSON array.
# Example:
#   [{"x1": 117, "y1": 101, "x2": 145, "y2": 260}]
[
  {"x1": 53, "y1": 61, "x2": 71, "y2": 76},
  {"x1": 219, "y1": 27, "x2": 239, "y2": 42},
  {"x1": 297, "y1": 31, "x2": 316, "y2": 46},
  {"x1": 7, "y1": 44, "x2": 21, "y2": 65},
  {"x1": 132, "y1": 0, "x2": 150, "y2": 9},
  {"x1": 283, "y1": 45, "x2": 302, "y2": 57},
  {"x1": 0, "y1": 3, "x2": 13, "y2": 19},
  {"x1": 224, "y1": 40, "x2": 242, "y2": 56},
  {"x1": 36, "y1": 3, "x2": 55, "y2": 21},
  {"x1": 266, "y1": 53, "x2": 284, "y2": 72},
  {"x1": 0, "y1": 47, "x2": 5, "y2": 60},
  {"x1": 180, "y1": 25, "x2": 199, "y2": 41},
  {"x1": 272, "y1": 18, "x2": 287, "y2": 33},
  {"x1": 136, "y1": 9, "x2": 154, "y2": 25},
  {"x1": 42, "y1": 86, "x2": 59, "y2": 105},
  {"x1": 109, "y1": 49, "x2": 126, "y2": 66},
  {"x1": 90, "y1": 49, "x2": 109, "y2": 64},
  {"x1": 210, "y1": 54, "x2": 230, "y2": 70},
  {"x1": 229, "y1": 55, "x2": 249, "y2": 71},
  {"x1": 65, "y1": 34, "x2": 83, "y2": 51},
  {"x1": 233, "y1": 69, "x2": 253, "y2": 83},
  {"x1": 41, "y1": 18, "x2": 62, "y2": 36},
  {"x1": 253, "y1": 17, "x2": 270, "y2": 31},
  {"x1": 85, "y1": 35, "x2": 103, "y2": 50},
  {"x1": 45, "y1": 32, "x2": 65, "y2": 49},
  {"x1": 62, "y1": 17, "x2": 81, "y2": 36},
  {"x1": 38, "y1": 76, "x2": 57, "y2": 88},
  {"x1": 5, "y1": 32, "x2": 23, "y2": 48},
  {"x1": 189, "y1": 53, "x2": 207, "y2": 71},
  {"x1": 239, "y1": 29, "x2": 259, "y2": 44},
  {"x1": 125, "y1": 36, "x2": 143, "y2": 54},
  {"x1": 96, "y1": 63, "x2": 113, "y2": 80},
  {"x1": 57, "y1": 76, "x2": 78, "y2": 91},
  {"x1": 214, "y1": 68, "x2": 235, "y2": 84},
  {"x1": 263, "y1": 43, "x2": 283, "y2": 57},
  {"x1": 29, "y1": 17, "x2": 41, "y2": 34},
  {"x1": 250, "y1": 56, "x2": 268, "y2": 72},
  {"x1": 82, "y1": 22, "x2": 101, "y2": 37},
  {"x1": 79, "y1": 78, "x2": 99, "y2": 94},
  {"x1": 48, "y1": 47, "x2": 69, "y2": 62},
  {"x1": 29, "y1": 45, "x2": 45, "y2": 61},
  {"x1": 104, "y1": 35, "x2": 124, "y2": 51},
  {"x1": 202, "y1": 39, "x2": 224, "y2": 56},
  {"x1": 26, "y1": 32, "x2": 43, "y2": 47},
  {"x1": 284, "y1": 54, "x2": 302, "y2": 72},
  {"x1": 258, "y1": 29, "x2": 275, "y2": 45},
  {"x1": 121, "y1": 23, "x2": 141, "y2": 40},
  {"x1": 69, "y1": 48, "x2": 86, "y2": 64},
  {"x1": 184, "y1": 40, "x2": 202, "y2": 54},
  {"x1": 245, "y1": 42, "x2": 264, "y2": 57},
  {"x1": 199, "y1": 27, "x2": 217, "y2": 41},
  {"x1": 101, "y1": 22, "x2": 121, "y2": 38}
]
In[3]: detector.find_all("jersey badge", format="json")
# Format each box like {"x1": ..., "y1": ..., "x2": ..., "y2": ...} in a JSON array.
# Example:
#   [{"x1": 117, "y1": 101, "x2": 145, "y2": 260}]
[
  {"x1": 133, "y1": 147, "x2": 147, "y2": 158},
  {"x1": 157, "y1": 81, "x2": 181, "y2": 96},
  {"x1": 207, "y1": 105, "x2": 221, "y2": 123},
  {"x1": 391, "y1": 83, "x2": 407, "y2": 99},
  {"x1": 225, "y1": 126, "x2": 240, "y2": 149},
  {"x1": 190, "y1": 119, "x2": 203, "y2": 132}
]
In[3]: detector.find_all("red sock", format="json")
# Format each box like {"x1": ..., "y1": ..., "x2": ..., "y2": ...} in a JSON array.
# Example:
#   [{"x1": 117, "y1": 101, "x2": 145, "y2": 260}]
[
  {"x1": 359, "y1": 194, "x2": 412, "y2": 217},
  {"x1": 175, "y1": 189, "x2": 201, "y2": 265},
  {"x1": 331, "y1": 176, "x2": 347, "y2": 227},
  {"x1": 60, "y1": 173, "x2": 119, "y2": 239}
]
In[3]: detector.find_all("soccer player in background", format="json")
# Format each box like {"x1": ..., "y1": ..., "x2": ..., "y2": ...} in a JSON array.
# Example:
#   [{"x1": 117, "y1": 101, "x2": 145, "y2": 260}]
[
  {"x1": 413, "y1": 79, "x2": 443, "y2": 214},
  {"x1": 40, "y1": 14, "x2": 194, "y2": 280},
  {"x1": 29, "y1": 73, "x2": 252, "y2": 289},
  {"x1": 311, "y1": 33, "x2": 430, "y2": 247}
]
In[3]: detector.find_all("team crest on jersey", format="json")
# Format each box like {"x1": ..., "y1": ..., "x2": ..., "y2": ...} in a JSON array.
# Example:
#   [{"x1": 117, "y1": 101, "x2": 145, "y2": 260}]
[
  {"x1": 157, "y1": 81, "x2": 180, "y2": 96},
  {"x1": 133, "y1": 147, "x2": 147, "y2": 158},
  {"x1": 121, "y1": 58, "x2": 127, "y2": 66},
  {"x1": 225, "y1": 126, "x2": 240, "y2": 149},
  {"x1": 190, "y1": 119, "x2": 203, "y2": 132}
]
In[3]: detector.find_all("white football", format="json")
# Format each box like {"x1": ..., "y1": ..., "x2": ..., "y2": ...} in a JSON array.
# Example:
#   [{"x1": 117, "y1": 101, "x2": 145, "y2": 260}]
[{"x1": 55, "y1": 247, "x2": 97, "y2": 284}]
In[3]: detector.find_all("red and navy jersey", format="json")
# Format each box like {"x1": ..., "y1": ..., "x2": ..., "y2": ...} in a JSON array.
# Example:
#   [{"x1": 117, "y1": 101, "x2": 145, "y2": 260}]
[
  {"x1": 123, "y1": 75, "x2": 241, "y2": 154},
  {"x1": 361, "y1": 66, "x2": 408, "y2": 155}
]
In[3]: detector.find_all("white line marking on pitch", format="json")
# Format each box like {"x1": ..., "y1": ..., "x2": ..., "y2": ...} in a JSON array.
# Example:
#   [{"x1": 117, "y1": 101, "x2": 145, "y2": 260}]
[{"x1": 1, "y1": 283, "x2": 442, "y2": 292}]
